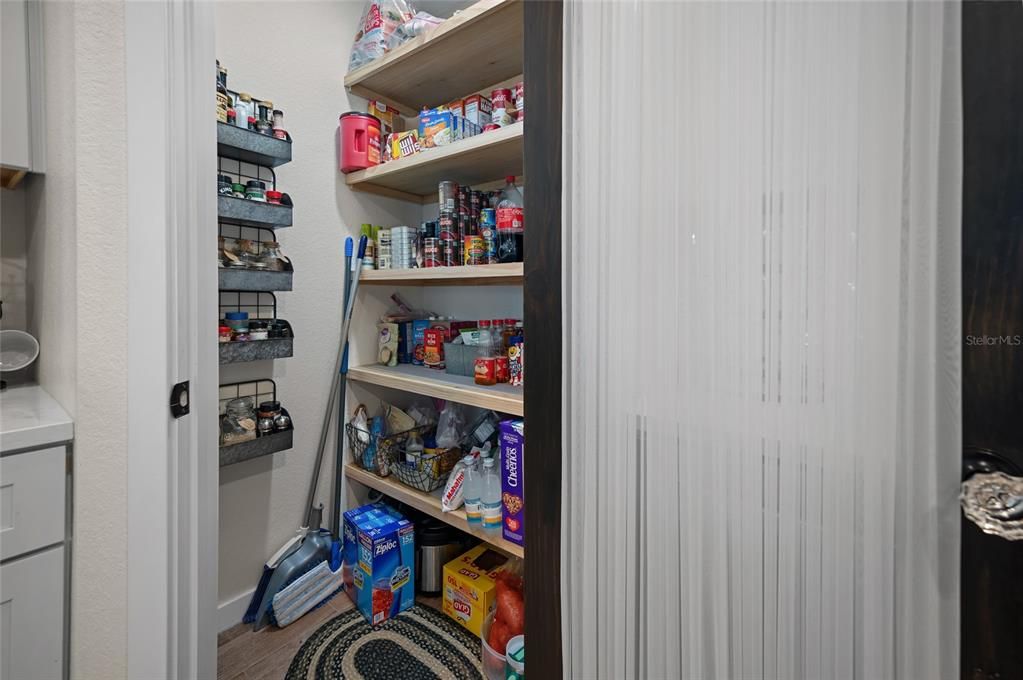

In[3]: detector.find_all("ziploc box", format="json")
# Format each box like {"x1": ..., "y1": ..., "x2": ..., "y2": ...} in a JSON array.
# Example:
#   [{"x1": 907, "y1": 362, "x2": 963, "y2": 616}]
[
  {"x1": 342, "y1": 502, "x2": 415, "y2": 626},
  {"x1": 500, "y1": 419, "x2": 525, "y2": 546},
  {"x1": 442, "y1": 545, "x2": 508, "y2": 636}
]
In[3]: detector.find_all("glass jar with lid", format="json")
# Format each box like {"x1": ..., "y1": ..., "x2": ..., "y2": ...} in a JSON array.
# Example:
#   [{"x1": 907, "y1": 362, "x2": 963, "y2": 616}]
[
  {"x1": 272, "y1": 110, "x2": 287, "y2": 140},
  {"x1": 221, "y1": 397, "x2": 256, "y2": 445},
  {"x1": 223, "y1": 238, "x2": 245, "y2": 267},
  {"x1": 234, "y1": 92, "x2": 254, "y2": 129},
  {"x1": 236, "y1": 239, "x2": 262, "y2": 268},
  {"x1": 259, "y1": 241, "x2": 285, "y2": 270},
  {"x1": 245, "y1": 180, "x2": 265, "y2": 202}
]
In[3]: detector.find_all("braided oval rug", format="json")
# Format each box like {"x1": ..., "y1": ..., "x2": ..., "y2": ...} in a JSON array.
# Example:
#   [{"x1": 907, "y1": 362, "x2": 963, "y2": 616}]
[{"x1": 285, "y1": 605, "x2": 483, "y2": 680}]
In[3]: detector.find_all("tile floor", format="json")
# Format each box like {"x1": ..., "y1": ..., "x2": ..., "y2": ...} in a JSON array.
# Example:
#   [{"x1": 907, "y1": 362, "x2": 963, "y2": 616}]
[{"x1": 217, "y1": 594, "x2": 444, "y2": 680}]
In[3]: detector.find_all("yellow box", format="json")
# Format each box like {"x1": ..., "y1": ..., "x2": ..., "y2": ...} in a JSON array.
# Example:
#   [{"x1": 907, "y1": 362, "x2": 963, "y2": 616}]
[{"x1": 441, "y1": 545, "x2": 508, "y2": 636}]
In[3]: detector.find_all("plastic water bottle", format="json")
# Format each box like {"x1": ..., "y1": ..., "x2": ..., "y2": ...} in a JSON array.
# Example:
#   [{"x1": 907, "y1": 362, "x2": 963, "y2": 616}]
[
  {"x1": 463, "y1": 455, "x2": 482, "y2": 524},
  {"x1": 481, "y1": 457, "x2": 502, "y2": 531}
]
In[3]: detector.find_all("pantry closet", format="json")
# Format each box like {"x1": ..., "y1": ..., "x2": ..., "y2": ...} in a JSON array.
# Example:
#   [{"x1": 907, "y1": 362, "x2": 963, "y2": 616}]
[{"x1": 212, "y1": 0, "x2": 564, "y2": 677}]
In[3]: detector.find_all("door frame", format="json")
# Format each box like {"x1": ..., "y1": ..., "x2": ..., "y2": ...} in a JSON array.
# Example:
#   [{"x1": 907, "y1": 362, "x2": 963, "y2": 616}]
[
  {"x1": 523, "y1": 1, "x2": 564, "y2": 676},
  {"x1": 124, "y1": 2, "x2": 218, "y2": 677}
]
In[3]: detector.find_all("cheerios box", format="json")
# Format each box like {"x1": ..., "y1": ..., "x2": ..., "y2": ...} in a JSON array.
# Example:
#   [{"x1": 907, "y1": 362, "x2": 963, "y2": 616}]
[
  {"x1": 342, "y1": 502, "x2": 415, "y2": 626},
  {"x1": 442, "y1": 545, "x2": 508, "y2": 636},
  {"x1": 500, "y1": 419, "x2": 525, "y2": 546}
]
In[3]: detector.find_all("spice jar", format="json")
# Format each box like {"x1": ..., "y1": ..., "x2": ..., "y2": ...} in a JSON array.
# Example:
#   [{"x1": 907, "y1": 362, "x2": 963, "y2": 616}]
[
  {"x1": 227, "y1": 108, "x2": 237, "y2": 126},
  {"x1": 272, "y1": 110, "x2": 287, "y2": 140},
  {"x1": 219, "y1": 324, "x2": 232, "y2": 343},
  {"x1": 266, "y1": 190, "x2": 282, "y2": 205},
  {"x1": 231, "y1": 183, "x2": 246, "y2": 198},
  {"x1": 257, "y1": 416, "x2": 275, "y2": 436},
  {"x1": 258, "y1": 401, "x2": 282, "y2": 419},
  {"x1": 247, "y1": 115, "x2": 257, "y2": 131},
  {"x1": 218, "y1": 174, "x2": 233, "y2": 195},
  {"x1": 249, "y1": 320, "x2": 269, "y2": 341},
  {"x1": 234, "y1": 92, "x2": 254, "y2": 129},
  {"x1": 259, "y1": 241, "x2": 284, "y2": 270},
  {"x1": 221, "y1": 397, "x2": 256, "y2": 445},
  {"x1": 273, "y1": 412, "x2": 291, "y2": 432},
  {"x1": 245, "y1": 180, "x2": 265, "y2": 202}
]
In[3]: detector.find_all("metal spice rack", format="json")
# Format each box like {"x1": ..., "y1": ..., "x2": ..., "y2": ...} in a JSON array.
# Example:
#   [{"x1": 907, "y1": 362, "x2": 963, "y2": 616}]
[
  {"x1": 218, "y1": 379, "x2": 294, "y2": 467},
  {"x1": 217, "y1": 157, "x2": 293, "y2": 229},
  {"x1": 218, "y1": 292, "x2": 294, "y2": 365},
  {"x1": 218, "y1": 224, "x2": 294, "y2": 292}
]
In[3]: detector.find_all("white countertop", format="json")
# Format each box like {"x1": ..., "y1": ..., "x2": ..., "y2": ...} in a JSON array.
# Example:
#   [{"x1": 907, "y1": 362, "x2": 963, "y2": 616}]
[{"x1": 0, "y1": 384, "x2": 73, "y2": 453}]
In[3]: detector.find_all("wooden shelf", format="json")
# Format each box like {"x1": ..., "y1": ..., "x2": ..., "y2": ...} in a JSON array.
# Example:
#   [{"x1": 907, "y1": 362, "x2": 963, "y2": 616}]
[
  {"x1": 360, "y1": 263, "x2": 522, "y2": 286},
  {"x1": 347, "y1": 364, "x2": 523, "y2": 416},
  {"x1": 346, "y1": 123, "x2": 522, "y2": 203},
  {"x1": 345, "y1": 463, "x2": 523, "y2": 558},
  {"x1": 344, "y1": 0, "x2": 523, "y2": 115}
]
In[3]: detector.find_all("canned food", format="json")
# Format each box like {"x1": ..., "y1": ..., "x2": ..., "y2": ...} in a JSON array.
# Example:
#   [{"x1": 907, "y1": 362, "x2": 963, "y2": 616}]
[
  {"x1": 438, "y1": 214, "x2": 456, "y2": 241},
  {"x1": 438, "y1": 181, "x2": 458, "y2": 214},
  {"x1": 491, "y1": 88, "x2": 513, "y2": 110},
  {"x1": 423, "y1": 237, "x2": 441, "y2": 267},
  {"x1": 495, "y1": 355, "x2": 510, "y2": 383},
  {"x1": 440, "y1": 239, "x2": 459, "y2": 267},
  {"x1": 482, "y1": 230, "x2": 498, "y2": 264},
  {"x1": 480, "y1": 208, "x2": 496, "y2": 229},
  {"x1": 463, "y1": 235, "x2": 485, "y2": 266},
  {"x1": 458, "y1": 214, "x2": 471, "y2": 241}
]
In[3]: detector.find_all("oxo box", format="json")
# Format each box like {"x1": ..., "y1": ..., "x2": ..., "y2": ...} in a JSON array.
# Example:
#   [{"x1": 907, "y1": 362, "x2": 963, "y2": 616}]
[
  {"x1": 500, "y1": 419, "x2": 525, "y2": 546},
  {"x1": 342, "y1": 502, "x2": 415, "y2": 625}
]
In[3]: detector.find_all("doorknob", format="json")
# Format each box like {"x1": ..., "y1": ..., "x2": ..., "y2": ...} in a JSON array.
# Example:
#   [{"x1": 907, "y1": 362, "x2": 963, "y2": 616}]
[{"x1": 961, "y1": 447, "x2": 1023, "y2": 541}]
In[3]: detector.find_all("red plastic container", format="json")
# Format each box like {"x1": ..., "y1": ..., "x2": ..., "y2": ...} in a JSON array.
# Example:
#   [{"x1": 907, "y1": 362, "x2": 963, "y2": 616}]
[{"x1": 339, "y1": 112, "x2": 381, "y2": 174}]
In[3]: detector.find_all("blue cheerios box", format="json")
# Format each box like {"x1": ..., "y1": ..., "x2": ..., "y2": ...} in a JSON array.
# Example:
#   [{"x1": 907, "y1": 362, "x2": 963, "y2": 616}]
[{"x1": 342, "y1": 502, "x2": 415, "y2": 625}]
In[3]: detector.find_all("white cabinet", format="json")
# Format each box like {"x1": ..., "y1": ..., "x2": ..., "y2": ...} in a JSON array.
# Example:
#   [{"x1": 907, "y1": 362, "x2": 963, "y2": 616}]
[
  {"x1": 0, "y1": 546, "x2": 65, "y2": 680},
  {"x1": 1, "y1": 0, "x2": 44, "y2": 187},
  {"x1": 0, "y1": 386, "x2": 71, "y2": 680}
]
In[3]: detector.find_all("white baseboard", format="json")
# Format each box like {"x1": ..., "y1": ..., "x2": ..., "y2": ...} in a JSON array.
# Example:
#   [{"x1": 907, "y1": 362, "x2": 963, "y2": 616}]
[{"x1": 218, "y1": 587, "x2": 255, "y2": 633}]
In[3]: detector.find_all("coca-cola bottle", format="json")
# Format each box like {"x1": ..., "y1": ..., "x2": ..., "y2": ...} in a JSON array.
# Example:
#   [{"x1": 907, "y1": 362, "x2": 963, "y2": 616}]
[{"x1": 496, "y1": 176, "x2": 524, "y2": 263}]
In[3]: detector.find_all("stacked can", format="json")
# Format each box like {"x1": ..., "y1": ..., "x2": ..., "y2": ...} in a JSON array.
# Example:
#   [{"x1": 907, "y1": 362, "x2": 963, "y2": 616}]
[
  {"x1": 390, "y1": 226, "x2": 415, "y2": 269},
  {"x1": 438, "y1": 181, "x2": 459, "y2": 266},
  {"x1": 376, "y1": 228, "x2": 392, "y2": 270}
]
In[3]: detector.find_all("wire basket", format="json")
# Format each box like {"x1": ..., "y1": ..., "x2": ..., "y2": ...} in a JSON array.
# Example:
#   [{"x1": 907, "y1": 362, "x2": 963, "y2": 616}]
[{"x1": 345, "y1": 422, "x2": 462, "y2": 492}]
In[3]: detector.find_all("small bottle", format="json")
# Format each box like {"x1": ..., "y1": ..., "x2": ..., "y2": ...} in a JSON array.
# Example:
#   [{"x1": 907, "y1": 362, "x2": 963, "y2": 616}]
[
  {"x1": 361, "y1": 224, "x2": 375, "y2": 270},
  {"x1": 272, "y1": 110, "x2": 288, "y2": 140},
  {"x1": 405, "y1": 430, "x2": 424, "y2": 467},
  {"x1": 463, "y1": 455, "x2": 482, "y2": 523},
  {"x1": 234, "y1": 92, "x2": 254, "y2": 129},
  {"x1": 480, "y1": 457, "x2": 502, "y2": 531},
  {"x1": 474, "y1": 320, "x2": 497, "y2": 386},
  {"x1": 247, "y1": 115, "x2": 257, "y2": 131},
  {"x1": 244, "y1": 180, "x2": 265, "y2": 202}
]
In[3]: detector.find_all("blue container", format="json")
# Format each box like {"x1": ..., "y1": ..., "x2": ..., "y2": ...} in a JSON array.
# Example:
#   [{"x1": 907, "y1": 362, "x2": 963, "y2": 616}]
[{"x1": 342, "y1": 502, "x2": 415, "y2": 625}]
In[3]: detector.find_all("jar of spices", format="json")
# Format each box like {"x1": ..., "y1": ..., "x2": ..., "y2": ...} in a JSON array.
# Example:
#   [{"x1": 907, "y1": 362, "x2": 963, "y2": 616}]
[
  {"x1": 231, "y1": 183, "x2": 246, "y2": 198},
  {"x1": 266, "y1": 190, "x2": 282, "y2": 205},
  {"x1": 273, "y1": 412, "x2": 291, "y2": 432},
  {"x1": 218, "y1": 324, "x2": 232, "y2": 343},
  {"x1": 258, "y1": 401, "x2": 282, "y2": 420},
  {"x1": 218, "y1": 174, "x2": 233, "y2": 195},
  {"x1": 223, "y1": 238, "x2": 245, "y2": 268},
  {"x1": 257, "y1": 100, "x2": 274, "y2": 135},
  {"x1": 272, "y1": 110, "x2": 287, "y2": 140},
  {"x1": 234, "y1": 92, "x2": 254, "y2": 129},
  {"x1": 249, "y1": 320, "x2": 269, "y2": 341},
  {"x1": 245, "y1": 180, "x2": 265, "y2": 202},
  {"x1": 227, "y1": 108, "x2": 237, "y2": 126},
  {"x1": 247, "y1": 115, "x2": 257, "y2": 131},
  {"x1": 257, "y1": 416, "x2": 275, "y2": 436}
]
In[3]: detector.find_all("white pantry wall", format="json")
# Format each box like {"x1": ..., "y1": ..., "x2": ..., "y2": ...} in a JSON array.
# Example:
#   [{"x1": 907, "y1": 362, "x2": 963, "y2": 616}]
[{"x1": 214, "y1": 1, "x2": 423, "y2": 620}]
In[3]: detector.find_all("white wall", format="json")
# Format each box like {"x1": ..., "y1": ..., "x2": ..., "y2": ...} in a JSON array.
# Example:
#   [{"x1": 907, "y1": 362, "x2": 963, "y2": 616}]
[{"x1": 214, "y1": 0, "x2": 423, "y2": 616}]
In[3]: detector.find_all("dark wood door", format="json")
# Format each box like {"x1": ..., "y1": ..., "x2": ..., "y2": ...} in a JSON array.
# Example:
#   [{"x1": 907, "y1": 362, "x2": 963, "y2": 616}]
[{"x1": 962, "y1": 2, "x2": 1023, "y2": 677}]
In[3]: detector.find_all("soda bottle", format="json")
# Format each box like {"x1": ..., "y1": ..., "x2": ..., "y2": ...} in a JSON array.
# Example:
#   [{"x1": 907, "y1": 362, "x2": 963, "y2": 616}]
[{"x1": 496, "y1": 176, "x2": 524, "y2": 263}]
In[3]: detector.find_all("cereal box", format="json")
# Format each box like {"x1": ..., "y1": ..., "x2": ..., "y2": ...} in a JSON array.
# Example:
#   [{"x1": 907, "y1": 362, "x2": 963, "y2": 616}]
[
  {"x1": 500, "y1": 419, "x2": 525, "y2": 546},
  {"x1": 442, "y1": 545, "x2": 509, "y2": 636},
  {"x1": 343, "y1": 502, "x2": 415, "y2": 626}
]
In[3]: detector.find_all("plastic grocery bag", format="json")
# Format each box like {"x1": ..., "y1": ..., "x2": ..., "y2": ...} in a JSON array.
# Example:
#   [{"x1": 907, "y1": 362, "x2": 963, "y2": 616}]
[{"x1": 348, "y1": 0, "x2": 417, "y2": 72}]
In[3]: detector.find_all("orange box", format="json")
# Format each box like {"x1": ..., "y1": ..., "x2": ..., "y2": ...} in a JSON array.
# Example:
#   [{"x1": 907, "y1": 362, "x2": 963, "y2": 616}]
[{"x1": 447, "y1": 99, "x2": 465, "y2": 117}]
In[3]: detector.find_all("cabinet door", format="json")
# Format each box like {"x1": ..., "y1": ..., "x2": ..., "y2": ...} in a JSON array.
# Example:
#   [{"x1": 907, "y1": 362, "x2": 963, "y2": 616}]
[
  {"x1": 0, "y1": 546, "x2": 64, "y2": 680},
  {"x1": 0, "y1": 0, "x2": 31, "y2": 170},
  {"x1": 0, "y1": 445, "x2": 67, "y2": 561}
]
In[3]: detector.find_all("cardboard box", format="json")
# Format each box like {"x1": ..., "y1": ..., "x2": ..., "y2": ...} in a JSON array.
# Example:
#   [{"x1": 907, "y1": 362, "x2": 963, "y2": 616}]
[
  {"x1": 442, "y1": 545, "x2": 509, "y2": 636},
  {"x1": 412, "y1": 319, "x2": 431, "y2": 366},
  {"x1": 418, "y1": 108, "x2": 455, "y2": 148},
  {"x1": 343, "y1": 502, "x2": 415, "y2": 626},
  {"x1": 500, "y1": 420, "x2": 525, "y2": 546},
  {"x1": 464, "y1": 94, "x2": 492, "y2": 128},
  {"x1": 447, "y1": 99, "x2": 465, "y2": 117},
  {"x1": 424, "y1": 328, "x2": 446, "y2": 369},
  {"x1": 397, "y1": 321, "x2": 415, "y2": 364}
]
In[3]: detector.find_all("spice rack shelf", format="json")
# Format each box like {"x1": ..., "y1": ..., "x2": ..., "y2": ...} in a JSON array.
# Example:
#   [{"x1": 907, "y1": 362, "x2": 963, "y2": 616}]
[
  {"x1": 344, "y1": 0, "x2": 523, "y2": 115},
  {"x1": 218, "y1": 195, "x2": 293, "y2": 229},
  {"x1": 359, "y1": 262, "x2": 522, "y2": 286},
  {"x1": 217, "y1": 122, "x2": 292, "y2": 167},
  {"x1": 345, "y1": 463, "x2": 523, "y2": 558},
  {"x1": 220, "y1": 429, "x2": 294, "y2": 467},
  {"x1": 347, "y1": 364, "x2": 523, "y2": 416},
  {"x1": 345, "y1": 123, "x2": 523, "y2": 203},
  {"x1": 218, "y1": 267, "x2": 294, "y2": 292},
  {"x1": 219, "y1": 336, "x2": 294, "y2": 365}
]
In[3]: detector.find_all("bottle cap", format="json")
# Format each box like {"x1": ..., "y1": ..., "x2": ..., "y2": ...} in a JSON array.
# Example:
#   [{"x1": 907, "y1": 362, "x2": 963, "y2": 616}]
[
  {"x1": 506, "y1": 175, "x2": 515, "y2": 183},
  {"x1": 478, "y1": 320, "x2": 491, "y2": 327}
]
